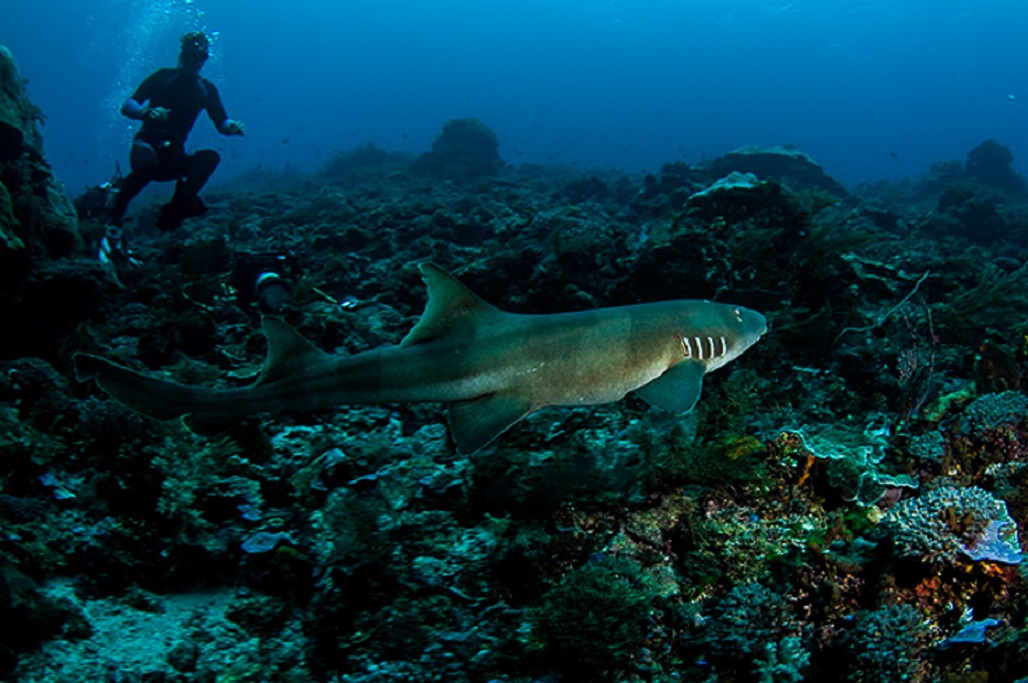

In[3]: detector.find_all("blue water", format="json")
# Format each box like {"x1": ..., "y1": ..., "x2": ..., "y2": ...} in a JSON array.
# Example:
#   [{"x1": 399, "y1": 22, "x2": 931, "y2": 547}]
[{"x1": 5, "y1": 0, "x2": 1026, "y2": 195}]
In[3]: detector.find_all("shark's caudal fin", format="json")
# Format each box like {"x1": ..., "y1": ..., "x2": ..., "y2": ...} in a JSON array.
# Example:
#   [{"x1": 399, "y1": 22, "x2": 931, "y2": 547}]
[
  {"x1": 181, "y1": 316, "x2": 338, "y2": 435},
  {"x1": 74, "y1": 353, "x2": 206, "y2": 421},
  {"x1": 74, "y1": 317, "x2": 335, "y2": 434}
]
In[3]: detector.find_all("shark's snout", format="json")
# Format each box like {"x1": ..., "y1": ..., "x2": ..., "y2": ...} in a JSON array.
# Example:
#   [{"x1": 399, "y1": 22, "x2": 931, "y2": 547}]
[{"x1": 740, "y1": 307, "x2": 768, "y2": 342}]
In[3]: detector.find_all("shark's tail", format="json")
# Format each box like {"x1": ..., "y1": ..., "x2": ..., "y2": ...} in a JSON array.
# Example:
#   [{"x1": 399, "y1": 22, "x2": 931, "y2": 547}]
[{"x1": 74, "y1": 353, "x2": 208, "y2": 422}]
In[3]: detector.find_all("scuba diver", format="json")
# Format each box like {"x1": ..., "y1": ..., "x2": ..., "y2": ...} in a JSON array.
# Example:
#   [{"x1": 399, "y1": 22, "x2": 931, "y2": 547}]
[{"x1": 99, "y1": 31, "x2": 245, "y2": 265}]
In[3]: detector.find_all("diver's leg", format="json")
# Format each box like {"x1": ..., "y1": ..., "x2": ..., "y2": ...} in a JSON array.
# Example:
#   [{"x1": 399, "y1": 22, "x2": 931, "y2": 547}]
[
  {"x1": 157, "y1": 149, "x2": 220, "y2": 231},
  {"x1": 109, "y1": 140, "x2": 158, "y2": 225},
  {"x1": 101, "y1": 140, "x2": 156, "y2": 265},
  {"x1": 181, "y1": 149, "x2": 220, "y2": 194}
]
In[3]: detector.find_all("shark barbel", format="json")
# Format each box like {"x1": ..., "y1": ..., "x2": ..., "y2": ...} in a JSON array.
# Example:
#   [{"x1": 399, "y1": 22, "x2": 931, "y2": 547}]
[{"x1": 75, "y1": 263, "x2": 767, "y2": 454}]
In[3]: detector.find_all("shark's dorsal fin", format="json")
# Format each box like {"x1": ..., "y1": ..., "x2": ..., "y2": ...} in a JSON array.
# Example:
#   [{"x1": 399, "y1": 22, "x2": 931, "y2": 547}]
[
  {"x1": 401, "y1": 262, "x2": 503, "y2": 346},
  {"x1": 258, "y1": 316, "x2": 333, "y2": 385},
  {"x1": 634, "y1": 361, "x2": 706, "y2": 414}
]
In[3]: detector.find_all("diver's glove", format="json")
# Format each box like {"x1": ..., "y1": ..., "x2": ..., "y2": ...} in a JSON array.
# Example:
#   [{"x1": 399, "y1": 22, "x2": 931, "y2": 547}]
[
  {"x1": 97, "y1": 225, "x2": 141, "y2": 269},
  {"x1": 142, "y1": 106, "x2": 170, "y2": 124}
]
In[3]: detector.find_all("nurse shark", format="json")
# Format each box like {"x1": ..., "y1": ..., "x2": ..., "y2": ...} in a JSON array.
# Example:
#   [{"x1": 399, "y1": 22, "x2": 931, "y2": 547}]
[{"x1": 76, "y1": 262, "x2": 767, "y2": 454}]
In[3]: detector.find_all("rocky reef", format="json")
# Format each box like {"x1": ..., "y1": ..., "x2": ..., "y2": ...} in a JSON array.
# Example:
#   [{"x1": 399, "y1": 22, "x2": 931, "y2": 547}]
[{"x1": 3, "y1": 60, "x2": 1028, "y2": 682}]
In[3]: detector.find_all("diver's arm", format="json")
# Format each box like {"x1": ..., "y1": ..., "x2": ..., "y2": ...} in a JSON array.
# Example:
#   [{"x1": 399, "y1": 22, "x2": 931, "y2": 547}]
[
  {"x1": 206, "y1": 82, "x2": 245, "y2": 136},
  {"x1": 122, "y1": 98, "x2": 169, "y2": 123},
  {"x1": 122, "y1": 69, "x2": 172, "y2": 122},
  {"x1": 121, "y1": 98, "x2": 146, "y2": 120}
]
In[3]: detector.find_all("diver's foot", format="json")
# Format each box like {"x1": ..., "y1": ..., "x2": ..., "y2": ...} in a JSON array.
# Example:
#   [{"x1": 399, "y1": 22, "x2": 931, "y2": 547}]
[
  {"x1": 177, "y1": 191, "x2": 208, "y2": 219},
  {"x1": 156, "y1": 191, "x2": 207, "y2": 231},
  {"x1": 97, "y1": 225, "x2": 141, "y2": 268},
  {"x1": 155, "y1": 203, "x2": 180, "y2": 232}
]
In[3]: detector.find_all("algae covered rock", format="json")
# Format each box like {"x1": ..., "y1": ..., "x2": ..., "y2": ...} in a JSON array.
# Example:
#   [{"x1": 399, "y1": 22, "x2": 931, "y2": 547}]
[{"x1": 0, "y1": 44, "x2": 80, "y2": 259}]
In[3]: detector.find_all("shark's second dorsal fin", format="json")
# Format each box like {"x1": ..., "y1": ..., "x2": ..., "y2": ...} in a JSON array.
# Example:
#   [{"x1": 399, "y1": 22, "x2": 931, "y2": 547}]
[
  {"x1": 258, "y1": 316, "x2": 333, "y2": 385},
  {"x1": 401, "y1": 262, "x2": 502, "y2": 346}
]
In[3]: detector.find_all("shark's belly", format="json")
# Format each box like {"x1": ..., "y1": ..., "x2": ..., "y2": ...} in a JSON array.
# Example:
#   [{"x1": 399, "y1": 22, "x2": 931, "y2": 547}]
[{"x1": 509, "y1": 350, "x2": 668, "y2": 409}]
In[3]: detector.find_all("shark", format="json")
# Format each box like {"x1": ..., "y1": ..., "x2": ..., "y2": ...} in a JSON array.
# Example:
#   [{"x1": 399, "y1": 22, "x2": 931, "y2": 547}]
[{"x1": 75, "y1": 262, "x2": 767, "y2": 454}]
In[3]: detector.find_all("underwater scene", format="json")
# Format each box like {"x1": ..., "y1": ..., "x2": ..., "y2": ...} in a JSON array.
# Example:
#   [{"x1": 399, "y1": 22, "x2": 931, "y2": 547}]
[{"x1": 3, "y1": 1, "x2": 1028, "y2": 681}]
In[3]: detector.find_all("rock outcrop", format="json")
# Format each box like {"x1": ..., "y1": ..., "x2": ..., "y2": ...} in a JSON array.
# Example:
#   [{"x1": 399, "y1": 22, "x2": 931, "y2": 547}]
[
  {"x1": 0, "y1": 45, "x2": 80, "y2": 260},
  {"x1": 0, "y1": 46, "x2": 110, "y2": 362}
]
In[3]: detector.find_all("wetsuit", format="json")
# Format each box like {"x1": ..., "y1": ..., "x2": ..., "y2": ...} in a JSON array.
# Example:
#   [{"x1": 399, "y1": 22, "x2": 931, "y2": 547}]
[{"x1": 110, "y1": 67, "x2": 229, "y2": 229}]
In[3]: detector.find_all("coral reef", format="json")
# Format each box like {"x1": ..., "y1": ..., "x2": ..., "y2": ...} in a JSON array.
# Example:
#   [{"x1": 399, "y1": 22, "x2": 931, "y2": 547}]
[
  {"x1": 3, "y1": 44, "x2": 1028, "y2": 681},
  {"x1": 882, "y1": 484, "x2": 1022, "y2": 565}
]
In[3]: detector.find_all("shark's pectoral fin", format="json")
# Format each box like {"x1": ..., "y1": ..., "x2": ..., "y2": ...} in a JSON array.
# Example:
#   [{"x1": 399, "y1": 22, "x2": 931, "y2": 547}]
[
  {"x1": 448, "y1": 393, "x2": 534, "y2": 455},
  {"x1": 634, "y1": 361, "x2": 706, "y2": 414}
]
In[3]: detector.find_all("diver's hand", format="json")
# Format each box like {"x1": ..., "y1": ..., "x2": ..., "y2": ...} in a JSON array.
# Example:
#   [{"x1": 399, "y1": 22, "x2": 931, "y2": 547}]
[
  {"x1": 223, "y1": 119, "x2": 246, "y2": 136},
  {"x1": 142, "y1": 106, "x2": 170, "y2": 123}
]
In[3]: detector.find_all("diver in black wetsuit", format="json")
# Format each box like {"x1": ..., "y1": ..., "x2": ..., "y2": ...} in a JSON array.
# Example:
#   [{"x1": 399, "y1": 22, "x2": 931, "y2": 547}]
[{"x1": 100, "y1": 31, "x2": 245, "y2": 264}]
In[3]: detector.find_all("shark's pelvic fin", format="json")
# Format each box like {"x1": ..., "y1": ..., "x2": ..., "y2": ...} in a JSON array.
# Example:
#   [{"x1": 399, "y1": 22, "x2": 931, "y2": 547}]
[
  {"x1": 401, "y1": 262, "x2": 503, "y2": 346},
  {"x1": 448, "y1": 392, "x2": 535, "y2": 454},
  {"x1": 258, "y1": 316, "x2": 334, "y2": 385},
  {"x1": 633, "y1": 361, "x2": 706, "y2": 414}
]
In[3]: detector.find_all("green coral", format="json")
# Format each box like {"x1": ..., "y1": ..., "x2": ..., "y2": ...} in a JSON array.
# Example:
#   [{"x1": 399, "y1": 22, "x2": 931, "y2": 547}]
[{"x1": 531, "y1": 562, "x2": 652, "y2": 672}]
